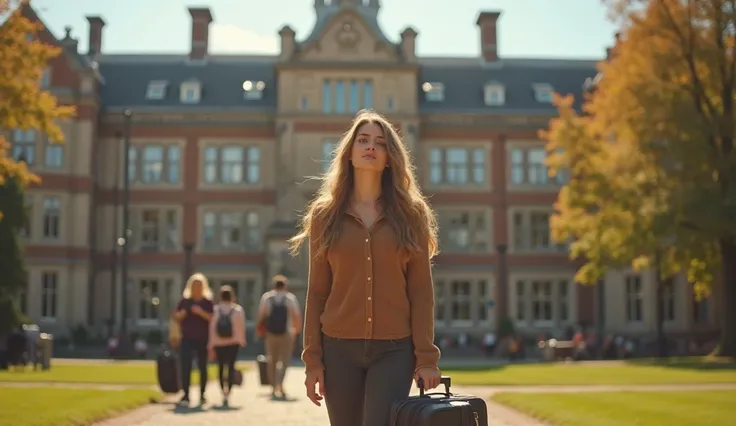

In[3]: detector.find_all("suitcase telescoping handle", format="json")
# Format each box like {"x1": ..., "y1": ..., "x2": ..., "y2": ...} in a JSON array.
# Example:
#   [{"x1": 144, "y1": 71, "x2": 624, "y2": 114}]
[{"x1": 418, "y1": 375, "x2": 452, "y2": 397}]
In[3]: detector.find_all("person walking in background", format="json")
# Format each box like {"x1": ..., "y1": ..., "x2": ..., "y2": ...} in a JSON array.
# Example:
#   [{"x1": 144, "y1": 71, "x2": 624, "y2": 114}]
[
  {"x1": 289, "y1": 109, "x2": 442, "y2": 426},
  {"x1": 208, "y1": 285, "x2": 246, "y2": 406},
  {"x1": 173, "y1": 273, "x2": 214, "y2": 407},
  {"x1": 257, "y1": 275, "x2": 302, "y2": 400}
]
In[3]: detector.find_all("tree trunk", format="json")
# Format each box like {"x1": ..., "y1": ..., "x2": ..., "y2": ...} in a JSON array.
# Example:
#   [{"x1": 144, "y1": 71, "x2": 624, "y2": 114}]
[
  {"x1": 655, "y1": 278, "x2": 668, "y2": 358},
  {"x1": 718, "y1": 239, "x2": 736, "y2": 357}
]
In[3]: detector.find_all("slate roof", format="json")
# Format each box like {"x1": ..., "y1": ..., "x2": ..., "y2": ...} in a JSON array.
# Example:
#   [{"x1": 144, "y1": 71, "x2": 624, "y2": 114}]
[
  {"x1": 98, "y1": 55, "x2": 278, "y2": 111},
  {"x1": 97, "y1": 55, "x2": 598, "y2": 114},
  {"x1": 94, "y1": 2, "x2": 599, "y2": 114}
]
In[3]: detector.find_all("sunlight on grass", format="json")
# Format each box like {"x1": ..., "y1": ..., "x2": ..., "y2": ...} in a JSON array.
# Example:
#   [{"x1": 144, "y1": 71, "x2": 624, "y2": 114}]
[
  {"x1": 445, "y1": 362, "x2": 736, "y2": 386},
  {"x1": 0, "y1": 387, "x2": 159, "y2": 426},
  {"x1": 493, "y1": 390, "x2": 736, "y2": 426},
  {"x1": 0, "y1": 362, "x2": 249, "y2": 385}
]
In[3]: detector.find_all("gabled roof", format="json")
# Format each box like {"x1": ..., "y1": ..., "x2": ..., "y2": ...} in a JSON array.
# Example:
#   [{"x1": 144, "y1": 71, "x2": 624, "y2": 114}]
[
  {"x1": 98, "y1": 55, "x2": 277, "y2": 110},
  {"x1": 296, "y1": 4, "x2": 399, "y2": 59},
  {"x1": 21, "y1": 3, "x2": 103, "y2": 82}
]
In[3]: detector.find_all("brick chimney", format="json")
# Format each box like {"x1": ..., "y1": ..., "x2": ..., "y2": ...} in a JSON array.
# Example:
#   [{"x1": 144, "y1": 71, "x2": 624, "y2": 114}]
[
  {"x1": 400, "y1": 27, "x2": 418, "y2": 62},
  {"x1": 476, "y1": 11, "x2": 501, "y2": 62},
  {"x1": 188, "y1": 7, "x2": 213, "y2": 61},
  {"x1": 85, "y1": 16, "x2": 105, "y2": 58}
]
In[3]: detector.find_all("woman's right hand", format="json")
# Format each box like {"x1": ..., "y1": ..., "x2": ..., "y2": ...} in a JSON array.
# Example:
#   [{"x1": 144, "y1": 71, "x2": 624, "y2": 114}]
[{"x1": 304, "y1": 369, "x2": 325, "y2": 407}]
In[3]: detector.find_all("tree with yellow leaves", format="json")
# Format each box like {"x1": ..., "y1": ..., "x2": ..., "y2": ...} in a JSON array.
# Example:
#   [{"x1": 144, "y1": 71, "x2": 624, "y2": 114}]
[
  {"x1": 0, "y1": 0, "x2": 75, "y2": 189},
  {"x1": 544, "y1": 0, "x2": 736, "y2": 356},
  {"x1": 0, "y1": 0, "x2": 75, "y2": 331}
]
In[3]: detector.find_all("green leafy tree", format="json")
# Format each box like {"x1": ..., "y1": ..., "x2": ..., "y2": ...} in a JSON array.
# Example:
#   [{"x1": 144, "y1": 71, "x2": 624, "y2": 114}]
[
  {"x1": 544, "y1": 0, "x2": 735, "y2": 356},
  {"x1": 0, "y1": 175, "x2": 29, "y2": 333}
]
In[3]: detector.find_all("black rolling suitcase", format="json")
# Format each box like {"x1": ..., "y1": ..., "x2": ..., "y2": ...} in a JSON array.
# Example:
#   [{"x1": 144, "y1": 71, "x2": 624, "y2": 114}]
[
  {"x1": 257, "y1": 354, "x2": 270, "y2": 386},
  {"x1": 389, "y1": 376, "x2": 488, "y2": 426},
  {"x1": 156, "y1": 349, "x2": 181, "y2": 394}
]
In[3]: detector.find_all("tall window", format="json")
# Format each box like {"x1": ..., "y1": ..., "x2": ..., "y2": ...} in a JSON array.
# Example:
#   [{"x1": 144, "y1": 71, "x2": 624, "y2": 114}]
[
  {"x1": 127, "y1": 145, "x2": 180, "y2": 184},
  {"x1": 515, "y1": 279, "x2": 571, "y2": 325},
  {"x1": 335, "y1": 81, "x2": 345, "y2": 113},
  {"x1": 349, "y1": 80, "x2": 359, "y2": 113},
  {"x1": 321, "y1": 140, "x2": 338, "y2": 172},
  {"x1": 429, "y1": 147, "x2": 485, "y2": 185},
  {"x1": 363, "y1": 80, "x2": 373, "y2": 109},
  {"x1": 138, "y1": 279, "x2": 161, "y2": 320},
  {"x1": 512, "y1": 211, "x2": 565, "y2": 252},
  {"x1": 510, "y1": 147, "x2": 568, "y2": 185},
  {"x1": 44, "y1": 138, "x2": 63, "y2": 168},
  {"x1": 625, "y1": 275, "x2": 643, "y2": 322},
  {"x1": 136, "y1": 209, "x2": 178, "y2": 251},
  {"x1": 203, "y1": 146, "x2": 261, "y2": 184},
  {"x1": 660, "y1": 279, "x2": 676, "y2": 321},
  {"x1": 202, "y1": 211, "x2": 260, "y2": 252},
  {"x1": 42, "y1": 196, "x2": 61, "y2": 239},
  {"x1": 12, "y1": 129, "x2": 36, "y2": 164},
  {"x1": 450, "y1": 280, "x2": 471, "y2": 321},
  {"x1": 434, "y1": 279, "x2": 491, "y2": 326},
  {"x1": 41, "y1": 272, "x2": 58, "y2": 319},
  {"x1": 323, "y1": 80, "x2": 332, "y2": 113},
  {"x1": 438, "y1": 210, "x2": 488, "y2": 253}
]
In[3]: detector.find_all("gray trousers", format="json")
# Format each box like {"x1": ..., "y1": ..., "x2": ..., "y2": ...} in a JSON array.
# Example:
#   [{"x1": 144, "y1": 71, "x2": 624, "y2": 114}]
[{"x1": 322, "y1": 334, "x2": 414, "y2": 426}]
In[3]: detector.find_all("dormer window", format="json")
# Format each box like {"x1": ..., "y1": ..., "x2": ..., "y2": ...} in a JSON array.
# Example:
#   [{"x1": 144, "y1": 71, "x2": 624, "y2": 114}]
[
  {"x1": 180, "y1": 81, "x2": 201, "y2": 104},
  {"x1": 533, "y1": 83, "x2": 554, "y2": 103},
  {"x1": 484, "y1": 82, "x2": 505, "y2": 106},
  {"x1": 145, "y1": 81, "x2": 168, "y2": 100},
  {"x1": 243, "y1": 80, "x2": 265, "y2": 100},
  {"x1": 422, "y1": 82, "x2": 444, "y2": 102}
]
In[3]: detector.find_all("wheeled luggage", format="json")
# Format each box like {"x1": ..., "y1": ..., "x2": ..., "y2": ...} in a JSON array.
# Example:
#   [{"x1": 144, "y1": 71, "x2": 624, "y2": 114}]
[
  {"x1": 156, "y1": 349, "x2": 181, "y2": 394},
  {"x1": 389, "y1": 376, "x2": 488, "y2": 426},
  {"x1": 257, "y1": 354, "x2": 270, "y2": 385}
]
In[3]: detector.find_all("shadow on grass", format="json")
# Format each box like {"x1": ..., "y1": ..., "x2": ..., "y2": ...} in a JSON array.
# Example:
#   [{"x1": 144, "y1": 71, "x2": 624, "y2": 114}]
[
  {"x1": 625, "y1": 357, "x2": 736, "y2": 371},
  {"x1": 439, "y1": 364, "x2": 509, "y2": 372}
]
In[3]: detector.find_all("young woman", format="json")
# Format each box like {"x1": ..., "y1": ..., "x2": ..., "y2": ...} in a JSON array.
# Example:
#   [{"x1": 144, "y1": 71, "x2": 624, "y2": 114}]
[
  {"x1": 290, "y1": 109, "x2": 442, "y2": 426},
  {"x1": 173, "y1": 273, "x2": 214, "y2": 406},
  {"x1": 207, "y1": 285, "x2": 246, "y2": 406}
]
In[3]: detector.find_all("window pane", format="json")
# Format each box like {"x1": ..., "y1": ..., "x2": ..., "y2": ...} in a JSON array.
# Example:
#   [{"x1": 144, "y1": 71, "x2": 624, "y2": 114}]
[
  {"x1": 349, "y1": 80, "x2": 359, "y2": 113},
  {"x1": 221, "y1": 147, "x2": 243, "y2": 183},
  {"x1": 142, "y1": 146, "x2": 164, "y2": 183},
  {"x1": 363, "y1": 80, "x2": 373, "y2": 109},
  {"x1": 335, "y1": 81, "x2": 345, "y2": 113},
  {"x1": 323, "y1": 80, "x2": 331, "y2": 113}
]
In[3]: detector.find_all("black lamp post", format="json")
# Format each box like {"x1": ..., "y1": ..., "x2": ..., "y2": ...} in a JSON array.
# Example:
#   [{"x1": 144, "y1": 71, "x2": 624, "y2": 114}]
[
  {"x1": 496, "y1": 244, "x2": 509, "y2": 321},
  {"x1": 118, "y1": 109, "x2": 133, "y2": 357},
  {"x1": 184, "y1": 243, "x2": 195, "y2": 286},
  {"x1": 108, "y1": 131, "x2": 122, "y2": 337}
]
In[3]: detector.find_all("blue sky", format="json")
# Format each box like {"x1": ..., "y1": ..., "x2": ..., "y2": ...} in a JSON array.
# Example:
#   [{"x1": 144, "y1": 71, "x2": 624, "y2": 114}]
[{"x1": 31, "y1": 0, "x2": 617, "y2": 59}]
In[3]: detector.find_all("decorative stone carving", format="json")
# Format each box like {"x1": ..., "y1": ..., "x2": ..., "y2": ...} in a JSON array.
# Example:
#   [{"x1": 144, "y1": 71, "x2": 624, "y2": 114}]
[{"x1": 335, "y1": 21, "x2": 361, "y2": 51}]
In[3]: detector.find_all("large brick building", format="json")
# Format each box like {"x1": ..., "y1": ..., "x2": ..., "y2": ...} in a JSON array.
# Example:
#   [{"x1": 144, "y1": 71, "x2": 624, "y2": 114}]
[{"x1": 10, "y1": 0, "x2": 718, "y2": 340}]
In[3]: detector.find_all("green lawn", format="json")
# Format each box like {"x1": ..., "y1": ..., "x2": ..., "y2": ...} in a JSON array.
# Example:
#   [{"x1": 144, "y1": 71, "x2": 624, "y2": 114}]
[
  {"x1": 0, "y1": 362, "x2": 249, "y2": 385},
  {"x1": 444, "y1": 362, "x2": 736, "y2": 386},
  {"x1": 493, "y1": 390, "x2": 736, "y2": 426},
  {"x1": 0, "y1": 387, "x2": 159, "y2": 426}
]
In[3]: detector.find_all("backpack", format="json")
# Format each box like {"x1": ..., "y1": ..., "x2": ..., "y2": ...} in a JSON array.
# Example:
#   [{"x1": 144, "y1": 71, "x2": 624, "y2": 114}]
[
  {"x1": 216, "y1": 307, "x2": 235, "y2": 338},
  {"x1": 266, "y1": 296, "x2": 289, "y2": 335}
]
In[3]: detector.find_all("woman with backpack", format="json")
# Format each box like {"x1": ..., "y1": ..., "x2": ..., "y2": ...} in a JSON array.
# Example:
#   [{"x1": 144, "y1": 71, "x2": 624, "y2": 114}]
[{"x1": 208, "y1": 285, "x2": 246, "y2": 406}]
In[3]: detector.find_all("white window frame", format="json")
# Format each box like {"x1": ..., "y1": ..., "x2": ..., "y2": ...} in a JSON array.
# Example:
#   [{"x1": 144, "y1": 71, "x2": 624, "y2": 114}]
[
  {"x1": 514, "y1": 278, "x2": 572, "y2": 328},
  {"x1": 180, "y1": 81, "x2": 201, "y2": 104},
  {"x1": 484, "y1": 83, "x2": 505, "y2": 106},
  {"x1": 202, "y1": 211, "x2": 261, "y2": 252},
  {"x1": 422, "y1": 82, "x2": 444, "y2": 102},
  {"x1": 203, "y1": 146, "x2": 261, "y2": 185},
  {"x1": 40, "y1": 271, "x2": 58, "y2": 321},
  {"x1": 533, "y1": 83, "x2": 554, "y2": 103},
  {"x1": 145, "y1": 81, "x2": 168, "y2": 100},
  {"x1": 243, "y1": 80, "x2": 265, "y2": 100},
  {"x1": 41, "y1": 196, "x2": 61, "y2": 240},
  {"x1": 625, "y1": 275, "x2": 644, "y2": 323}
]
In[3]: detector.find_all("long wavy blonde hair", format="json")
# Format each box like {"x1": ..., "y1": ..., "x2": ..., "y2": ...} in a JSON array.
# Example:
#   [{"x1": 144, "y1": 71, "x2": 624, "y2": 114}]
[
  {"x1": 182, "y1": 272, "x2": 213, "y2": 300},
  {"x1": 289, "y1": 109, "x2": 438, "y2": 259}
]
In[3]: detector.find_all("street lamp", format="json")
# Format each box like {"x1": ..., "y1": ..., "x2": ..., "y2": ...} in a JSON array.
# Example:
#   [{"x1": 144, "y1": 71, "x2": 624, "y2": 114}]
[
  {"x1": 108, "y1": 131, "x2": 122, "y2": 337},
  {"x1": 118, "y1": 109, "x2": 133, "y2": 358}
]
